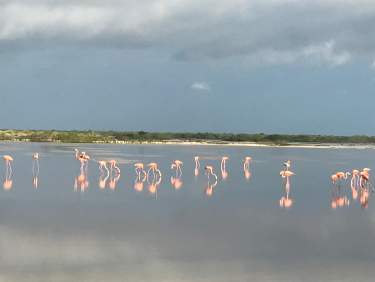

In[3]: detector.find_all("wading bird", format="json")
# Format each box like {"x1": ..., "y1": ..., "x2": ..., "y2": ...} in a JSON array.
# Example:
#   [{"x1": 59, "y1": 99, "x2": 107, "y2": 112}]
[
  {"x1": 3, "y1": 155, "x2": 13, "y2": 190},
  {"x1": 32, "y1": 153, "x2": 39, "y2": 188},
  {"x1": 147, "y1": 162, "x2": 162, "y2": 198},
  {"x1": 147, "y1": 162, "x2": 161, "y2": 183},
  {"x1": 109, "y1": 160, "x2": 121, "y2": 175},
  {"x1": 243, "y1": 157, "x2": 252, "y2": 180},
  {"x1": 171, "y1": 160, "x2": 183, "y2": 190},
  {"x1": 331, "y1": 171, "x2": 351, "y2": 186},
  {"x1": 221, "y1": 156, "x2": 229, "y2": 180},
  {"x1": 359, "y1": 168, "x2": 372, "y2": 194},
  {"x1": 283, "y1": 160, "x2": 291, "y2": 171},
  {"x1": 134, "y1": 163, "x2": 146, "y2": 192},
  {"x1": 194, "y1": 156, "x2": 200, "y2": 177},
  {"x1": 98, "y1": 160, "x2": 109, "y2": 189},
  {"x1": 108, "y1": 160, "x2": 120, "y2": 190},
  {"x1": 74, "y1": 150, "x2": 89, "y2": 192},
  {"x1": 349, "y1": 169, "x2": 360, "y2": 200},
  {"x1": 279, "y1": 169, "x2": 295, "y2": 208},
  {"x1": 204, "y1": 165, "x2": 218, "y2": 196}
]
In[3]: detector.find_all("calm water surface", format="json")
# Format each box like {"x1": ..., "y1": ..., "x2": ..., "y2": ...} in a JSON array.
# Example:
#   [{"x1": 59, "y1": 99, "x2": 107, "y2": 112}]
[{"x1": 0, "y1": 143, "x2": 374, "y2": 282}]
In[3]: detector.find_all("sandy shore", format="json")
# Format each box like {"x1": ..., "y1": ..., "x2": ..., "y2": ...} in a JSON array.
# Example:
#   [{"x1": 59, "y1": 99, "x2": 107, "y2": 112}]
[{"x1": 2, "y1": 138, "x2": 375, "y2": 149}]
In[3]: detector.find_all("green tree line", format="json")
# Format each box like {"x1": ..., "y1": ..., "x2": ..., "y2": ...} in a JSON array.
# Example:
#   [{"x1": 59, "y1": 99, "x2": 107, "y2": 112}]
[{"x1": 0, "y1": 129, "x2": 375, "y2": 145}]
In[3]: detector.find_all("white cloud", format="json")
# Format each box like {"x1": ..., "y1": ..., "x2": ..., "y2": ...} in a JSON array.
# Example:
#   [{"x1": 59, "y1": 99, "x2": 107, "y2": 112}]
[
  {"x1": 247, "y1": 40, "x2": 351, "y2": 66},
  {"x1": 191, "y1": 82, "x2": 211, "y2": 92}
]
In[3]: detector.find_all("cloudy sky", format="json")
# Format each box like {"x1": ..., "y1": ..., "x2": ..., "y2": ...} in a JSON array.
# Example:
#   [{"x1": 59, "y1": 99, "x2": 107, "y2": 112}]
[{"x1": 0, "y1": 0, "x2": 375, "y2": 134}]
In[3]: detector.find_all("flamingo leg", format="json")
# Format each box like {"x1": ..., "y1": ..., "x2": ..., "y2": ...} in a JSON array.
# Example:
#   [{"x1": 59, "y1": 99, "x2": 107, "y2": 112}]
[{"x1": 8, "y1": 161, "x2": 12, "y2": 179}]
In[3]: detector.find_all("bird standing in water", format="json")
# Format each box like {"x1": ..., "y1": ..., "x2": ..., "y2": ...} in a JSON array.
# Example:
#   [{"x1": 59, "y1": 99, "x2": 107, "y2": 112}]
[
  {"x1": 32, "y1": 153, "x2": 39, "y2": 188},
  {"x1": 3, "y1": 155, "x2": 13, "y2": 190}
]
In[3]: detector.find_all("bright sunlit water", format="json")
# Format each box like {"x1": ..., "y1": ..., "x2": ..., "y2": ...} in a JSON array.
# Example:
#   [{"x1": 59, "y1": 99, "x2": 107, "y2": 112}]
[{"x1": 0, "y1": 142, "x2": 375, "y2": 282}]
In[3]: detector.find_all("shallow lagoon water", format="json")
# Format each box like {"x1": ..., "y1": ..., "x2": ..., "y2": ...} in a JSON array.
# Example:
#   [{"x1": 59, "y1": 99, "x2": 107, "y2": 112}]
[{"x1": 0, "y1": 142, "x2": 375, "y2": 282}]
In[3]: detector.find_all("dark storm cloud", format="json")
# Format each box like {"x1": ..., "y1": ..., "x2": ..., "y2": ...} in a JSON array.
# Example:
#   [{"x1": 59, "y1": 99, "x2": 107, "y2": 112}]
[{"x1": 1, "y1": 0, "x2": 375, "y2": 65}]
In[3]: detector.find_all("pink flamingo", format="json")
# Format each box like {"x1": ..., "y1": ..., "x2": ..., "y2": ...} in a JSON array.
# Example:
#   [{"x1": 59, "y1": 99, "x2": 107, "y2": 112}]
[
  {"x1": 74, "y1": 150, "x2": 89, "y2": 192},
  {"x1": 147, "y1": 162, "x2": 162, "y2": 198},
  {"x1": 171, "y1": 160, "x2": 183, "y2": 190},
  {"x1": 329, "y1": 171, "x2": 351, "y2": 209},
  {"x1": 77, "y1": 152, "x2": 89, "y2": 175},
  {"x1": 205, "y1": 165, "x2": 218, "y2": 182},
  {"x1": 279, "y1": 170, "x2": 295, "y2": 208},
  {"x1": 243, "y1": 157, "x2": 252, "y2": 180},
  {"x1": 283, "y1": 160, "x2": 291, "y2": 171},
  {"x1": 98, "y1": 160, "x2": 109, "y2": 189},
  {"x1": 194, "y1": 156, "x2": 200, "y2": 177},
  {"x1": 109, "y1": 160, "x2": 121, "y2": 175},
  {"x1": 221, "y1": 156, "x2": 229, "y2": 180},
  {"x1": 32, "y1": 153, "x2": 39, "y2": 188},
  {"x1": 108, "y1": 160, "x2": 120, "y2": 190},
  {"x1": 147, "y1": 162, "x2": 161, "y2": 183},
  {"x1": 331, "y1": 171, "x2": 351, "y2": 186},
  {"x1": 134, "y1": 163, "x2": 146, "y2": 192},
  {"x1": 350, "y1": 169, "x2": 360, "y2": 188},
  {"x1": 348, "y1": 169, "x2": 360, "y2": 200},
  {"x1": 280, "y1": 170, "x2": 295, "y2": 188},
  {"x1": 172, "y1": 160, "x2": 183, "y2": 177},
  {"x1": 135, "y1": 163, "x2": 146, "y2": 180},
  {"x1": 204, "y1": 165, "x2": 218, "y2": 196},
  {"x1": 349, "y1": 169, "x2": 359, "y2": 200},
  {"x1": 359, "y1": 168, "x2": 371, "y2": 190},
  {"x1": 3, "y1": 155, "x2": 13, "y2": 190},
  {"x1": 331, "y1": 174, "x2": 339, "y2": 185}
]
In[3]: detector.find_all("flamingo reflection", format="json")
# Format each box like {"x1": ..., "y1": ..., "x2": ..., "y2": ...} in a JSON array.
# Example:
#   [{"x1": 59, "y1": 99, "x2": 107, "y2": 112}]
[
  {"x1": 204, "y1": 165, "x2": 218, "y2": 197},
  {"x1": 32, "y1": 152, "x2": 39, "y2": 188},
  {"x1": 3, "y1": 155, "x2": 13, "y2": 190},
  {"x1": 134, "y1": 162, "x2": 146, "y2": 192},
  {"x1": 171, "y1": 160, "x2": 183, "y2": 190},
  {"x1": 359, "y1": 186, "x2": 370, "y2": 208},
  {"x1": 243, "y1": 156, "x2": 252, "y2": 180},
  {"x1": 330, "y1": 184, "x2": 350, "y2": 209}
]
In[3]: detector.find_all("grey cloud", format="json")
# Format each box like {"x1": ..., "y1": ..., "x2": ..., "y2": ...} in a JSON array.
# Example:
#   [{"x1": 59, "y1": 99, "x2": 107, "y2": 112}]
[{"x1": 1, "y1": 1, "x2": 375, "y2": 65}]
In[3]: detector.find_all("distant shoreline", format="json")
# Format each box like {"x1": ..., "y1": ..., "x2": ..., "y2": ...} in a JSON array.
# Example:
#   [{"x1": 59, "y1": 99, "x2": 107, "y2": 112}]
[{"x1": 0, "y1": 129, "x2": 375, "y2": 149}]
